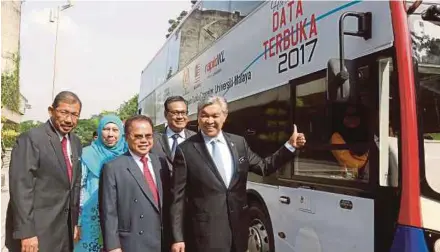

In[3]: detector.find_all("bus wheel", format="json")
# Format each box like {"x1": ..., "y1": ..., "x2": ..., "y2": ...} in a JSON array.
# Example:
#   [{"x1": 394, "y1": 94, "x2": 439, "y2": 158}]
[{"x1": 248, "y1": 202, "x2": 274, "y2": 252}]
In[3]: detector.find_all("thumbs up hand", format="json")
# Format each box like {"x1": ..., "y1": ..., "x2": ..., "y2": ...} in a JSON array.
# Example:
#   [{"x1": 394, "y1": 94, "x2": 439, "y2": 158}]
[{"x1": 288, "y1": 124, "x2": 306, "y2": 148}]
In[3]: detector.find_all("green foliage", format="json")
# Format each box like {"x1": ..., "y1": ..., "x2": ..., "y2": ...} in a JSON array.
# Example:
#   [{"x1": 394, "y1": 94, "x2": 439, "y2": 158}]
[
  {"x1": 117, "y1": 94, "x2": 139, "y2": 121},
  {"x1": 69, "y1": 94, "x2": 137, "y2": 147},
  {"x1": 166, "y1": 10, "x2": 188, "y2": 38},
  {"x1": 427, "y1": 133, "x2": 440, "y2": 140},
  {"x1": 1, "y1": 129, "x2": 19, "y2": 148},
  {"x1": 19, "y1": 120, "x2": 43, "y2": 134},
  {"x1": 73, "y1": 118, "x2": 99, "y2": 146},
  {"x1": 2, "y1": 121, "x2": 19, "y2": 132},
  {"x1": 1, "y1": 53, "x2": 20, "y2": 112}
]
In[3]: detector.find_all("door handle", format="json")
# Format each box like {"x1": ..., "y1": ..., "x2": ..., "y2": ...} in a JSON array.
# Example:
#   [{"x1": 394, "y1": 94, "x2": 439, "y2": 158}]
[{"x1": 279, "y1": 196, "x2": 290, "y2": 204}]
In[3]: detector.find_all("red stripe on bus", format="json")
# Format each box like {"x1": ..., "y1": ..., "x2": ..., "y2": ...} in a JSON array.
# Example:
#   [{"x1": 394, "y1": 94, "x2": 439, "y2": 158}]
[{"x1": 390, "y1": 0, "x2": 421, "y2": 227}]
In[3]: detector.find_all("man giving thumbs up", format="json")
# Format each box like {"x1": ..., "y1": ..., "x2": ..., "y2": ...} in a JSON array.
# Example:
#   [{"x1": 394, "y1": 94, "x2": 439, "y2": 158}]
[{"x1": 170, "y1": 95, "x2": 306, "y2": 252}]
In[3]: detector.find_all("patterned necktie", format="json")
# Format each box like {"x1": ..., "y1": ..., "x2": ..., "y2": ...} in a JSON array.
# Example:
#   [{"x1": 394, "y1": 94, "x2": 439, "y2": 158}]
[
  {"x1": 140, "y1": 156, "x2": 159, "y2": 204},
  {"x1": 170, "y1": 133, "x2": 180, "y2": 160},
  {"x1": 210, "y1": 139, "x2": 228, "y2": 186},
  {"x1": 61, "y1": 136, "x2": 72, "y2": 182}
]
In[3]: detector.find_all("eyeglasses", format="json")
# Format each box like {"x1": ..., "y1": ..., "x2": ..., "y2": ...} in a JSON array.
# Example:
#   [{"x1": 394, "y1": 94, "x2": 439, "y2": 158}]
[
  {"x1": 167, "y1": 110, "x2": 188, "y2": 117},
  {"x1": 56, "y1": 109, "x2": 79, "y2": 119},
  {"x1": 130, "y1": 133, "x2": 153, "y2": 141}
]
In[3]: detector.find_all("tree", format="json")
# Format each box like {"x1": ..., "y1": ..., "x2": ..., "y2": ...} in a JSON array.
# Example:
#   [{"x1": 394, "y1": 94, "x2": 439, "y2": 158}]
[
  {"x1": 1, "y1": 53, "x2": 20, "y2": 112},
  {"x1": 19, "y1": 120, "x2": 43, "y2": 134},
  {"x1": 411, "y1": 32, "x2": 440, "y2": 64},
  {"x1": 73, "y1": 117, "x2": 99, "y2": 146},
  {"x1": 117, "y1": 94, "x2": 139, "y2": 121},
  {"x1": 166, "y1": 10, "x2": 188, "y2": 38}
]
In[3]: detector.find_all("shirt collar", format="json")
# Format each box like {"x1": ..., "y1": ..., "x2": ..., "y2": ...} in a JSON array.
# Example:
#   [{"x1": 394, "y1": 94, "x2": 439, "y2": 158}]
[
  {"x1": 166, "y1": 127, "x2": 186, "y2": 139},
  {"x1": 201, "y1": 130, "x2": 226, "y2": 144},
  {"x1": 129, "y1": 149, "x2": 150, "y2": 161}
]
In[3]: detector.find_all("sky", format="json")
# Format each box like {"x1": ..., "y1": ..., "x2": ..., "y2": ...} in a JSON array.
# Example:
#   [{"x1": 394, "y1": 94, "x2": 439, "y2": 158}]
[{"x1": 20, "y1": 0, "x2": 191, "y2": 121}]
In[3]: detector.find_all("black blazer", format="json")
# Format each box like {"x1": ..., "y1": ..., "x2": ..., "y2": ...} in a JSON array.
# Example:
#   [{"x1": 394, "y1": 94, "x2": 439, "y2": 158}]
[
  {"x1": 170, "y1": 132, "x2": 294, "y2": 252},
  {"x1": 6, "y1": 121, "x2": 82, "y2": 252},
  {"x1": 151, "y1": 128, "x2": 196, "y2": 168},
  {"x1": 99, "y1": 152, "x2": 171, "y2": 252}
]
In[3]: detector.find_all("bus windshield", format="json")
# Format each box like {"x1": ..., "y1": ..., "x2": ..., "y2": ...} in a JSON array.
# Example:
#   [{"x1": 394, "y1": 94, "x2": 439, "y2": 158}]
[{"x1": 408, "y1": 2, "x2": 440, "y2": 195}]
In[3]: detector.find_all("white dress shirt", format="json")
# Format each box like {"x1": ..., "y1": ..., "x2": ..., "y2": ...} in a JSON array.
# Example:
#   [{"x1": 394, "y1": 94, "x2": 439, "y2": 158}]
[
  {"x1": 201, "y1": 131, "x2": 234, "y2": 186},
  {"x1": 201, "y1": 131, "x2": 297, "y2": 186},
  {"x1": 129, "y1": 150, "x2": 157, "y2": 185},
  {"x1": 166, "y1": 127, "x2": 186, "y2": 150},
  {"x1": 49, "y1": 119, "x2": 72, "y2": 164}
]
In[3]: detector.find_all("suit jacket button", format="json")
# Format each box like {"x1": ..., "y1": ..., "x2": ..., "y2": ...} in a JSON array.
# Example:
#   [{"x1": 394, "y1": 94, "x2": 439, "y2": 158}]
[
  {"x1": 140, "y1": 214, "x2": 144, "y2": 218},
  {"x1": 134, "y1": 199, "x2": 138, "y2": 203},
  {"x1": 64, "y1": 208, "x2": 69, "y2": 214},
  {"x1": 139, "y1": 230, "x2": 144, "y2": 235}
]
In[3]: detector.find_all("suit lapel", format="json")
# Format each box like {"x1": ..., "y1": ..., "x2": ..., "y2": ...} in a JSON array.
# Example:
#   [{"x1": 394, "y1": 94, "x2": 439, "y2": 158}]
[
  {"x1": 160, "y1": 132, "x2": 172, "y2": 160},
  {"x1": 193, "y1": 133, "x2": 227, "y2": 189},
  {"x1": 126, "y1": 154, "x2": 160, "y2": 212},
  {"x1": 224, "y1": 134, "x2": 239, "y2": 189},
  {"x1": 149, "y1": 154, "x2": 163, "y2": 208},
  {"x1": 45, "y1": 122, "x2": 69, "y2": 186}
]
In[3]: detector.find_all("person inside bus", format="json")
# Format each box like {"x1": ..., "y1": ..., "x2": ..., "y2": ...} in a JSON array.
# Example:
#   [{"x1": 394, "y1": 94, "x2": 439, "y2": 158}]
[{"x1": 330, "y1": 103, "x2": 369, "y2": 179}]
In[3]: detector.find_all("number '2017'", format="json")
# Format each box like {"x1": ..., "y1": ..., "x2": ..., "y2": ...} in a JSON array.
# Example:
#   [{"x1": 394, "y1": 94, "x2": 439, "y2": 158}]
[{"x1": 278, "y1": 38, "x2": 318, "y2": 74}]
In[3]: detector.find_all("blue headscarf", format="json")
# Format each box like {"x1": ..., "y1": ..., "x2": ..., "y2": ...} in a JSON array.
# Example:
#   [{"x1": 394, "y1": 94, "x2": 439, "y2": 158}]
[{"x1": 81, "y1": 114, "x2": 127, "y2": 177}]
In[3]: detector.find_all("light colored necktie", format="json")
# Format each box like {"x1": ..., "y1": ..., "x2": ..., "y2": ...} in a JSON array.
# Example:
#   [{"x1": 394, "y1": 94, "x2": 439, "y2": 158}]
[{"x1": 210, "y1": 139, "x2": 228, "y2": 186}]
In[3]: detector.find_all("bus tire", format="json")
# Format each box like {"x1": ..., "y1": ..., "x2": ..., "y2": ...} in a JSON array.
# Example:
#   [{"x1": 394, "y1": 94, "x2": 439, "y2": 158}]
[{"x1": 247, "y1": 201, "x2": 275, "y2": 252}]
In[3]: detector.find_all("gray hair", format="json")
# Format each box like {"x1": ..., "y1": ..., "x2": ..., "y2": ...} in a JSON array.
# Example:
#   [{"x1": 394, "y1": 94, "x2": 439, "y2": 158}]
[{"x1": 197, "y1": 95, "x2": 228, "y2": 114}]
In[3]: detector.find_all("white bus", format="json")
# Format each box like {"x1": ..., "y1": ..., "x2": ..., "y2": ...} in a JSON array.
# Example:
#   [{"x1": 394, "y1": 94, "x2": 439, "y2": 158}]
[{"x1": 138, "y1": 1, "x2": 440, "y2": 251}]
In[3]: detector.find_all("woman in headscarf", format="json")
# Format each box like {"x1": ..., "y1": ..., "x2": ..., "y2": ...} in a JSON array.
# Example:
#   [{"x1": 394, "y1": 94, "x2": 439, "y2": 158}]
[
  {"x1": 331, "y1": 104, "x2": 369, "y2": 178},
  {"x1": 75, "y1": 114, "x2": 127, "y2": 252}
]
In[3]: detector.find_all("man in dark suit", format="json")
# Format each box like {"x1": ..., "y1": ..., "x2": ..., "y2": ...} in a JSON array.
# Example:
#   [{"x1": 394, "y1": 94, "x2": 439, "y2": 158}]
[
  {"x1": 99, "y1": 115, "x2": 171, "y2": 252},
  {"x1": 170, "y1": 96, "x2": 306, "y2": 252},
  {"x1": 151, "y1": 96, "x2": 196, "y2": 166},
  {"x1": 6, "y1": 91, "x2": 83, "y2": 252}
]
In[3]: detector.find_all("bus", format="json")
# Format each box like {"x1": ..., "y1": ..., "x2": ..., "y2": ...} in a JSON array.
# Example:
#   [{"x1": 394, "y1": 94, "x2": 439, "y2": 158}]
[{"x1": 138, "y1": 1, "x2": 440, "y2": 251}]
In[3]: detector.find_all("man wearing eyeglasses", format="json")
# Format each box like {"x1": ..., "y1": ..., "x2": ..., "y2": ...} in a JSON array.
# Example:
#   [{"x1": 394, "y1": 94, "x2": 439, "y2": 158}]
[
  {"x1": 151, "y1": 96, "x2": 196, "y2": 168},
  {"x1": 99, "y1": 115, "x2": 172, "y2": 252},
  {"x1": 6, "y1": 91, "x2": 83, "y2": 252}
]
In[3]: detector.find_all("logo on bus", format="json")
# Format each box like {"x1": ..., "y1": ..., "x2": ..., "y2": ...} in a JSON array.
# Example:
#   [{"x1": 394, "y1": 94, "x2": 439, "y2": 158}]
[{"x1": 205, "y1": 50, "x2": 225, "y2": 76}]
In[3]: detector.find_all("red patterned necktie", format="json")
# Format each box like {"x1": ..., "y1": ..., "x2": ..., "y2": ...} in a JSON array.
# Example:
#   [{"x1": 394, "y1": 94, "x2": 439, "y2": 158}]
[
  {"x1": 61, "y1": 136, "x2": 72, "y2": 182},
  {"x1": 140, "y1": 156, "x2": 159, "y2": 204}
]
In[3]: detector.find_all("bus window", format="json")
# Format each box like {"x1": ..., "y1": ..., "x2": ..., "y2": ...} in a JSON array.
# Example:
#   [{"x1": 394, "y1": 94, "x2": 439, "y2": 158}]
[
  {"x1": 293, "y1": 77, "x2": 370, "y2": 181},
  {"x1": 223, "y1": 84, "x2": 293, "y2": 180},
  {"x1": 330, "y1": 103, "x2": 369, "y2": 180}
]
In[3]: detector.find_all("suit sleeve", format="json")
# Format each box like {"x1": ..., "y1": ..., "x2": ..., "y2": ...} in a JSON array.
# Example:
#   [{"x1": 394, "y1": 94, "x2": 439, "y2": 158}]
[
  {"x1": 244, "y1": 138, "x2": 295, "y2": 176},
  {"x1": 170, "y1": 146, "x2": 187, "y2": 243},
  {"x1": 99, "y1": 163, "x2": 121, "y2": 250},
  {"x1": 9, "y1": 133, "x2": 39, "y2": 239},
  {"x1": 72, "y1": 140, "x2": 82, "y2": 226}
]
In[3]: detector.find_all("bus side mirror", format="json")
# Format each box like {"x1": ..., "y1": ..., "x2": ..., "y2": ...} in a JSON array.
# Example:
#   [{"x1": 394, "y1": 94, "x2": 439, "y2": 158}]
[
  {"x1": 422, "y1": 5, "x2": 440, "y2": 26},
  {"x1": 326, "y1": 11, "x2": 372, "y2": 102},
  {"x1": 327, "y1": 58, "x2": 356, "y2": 102}
]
